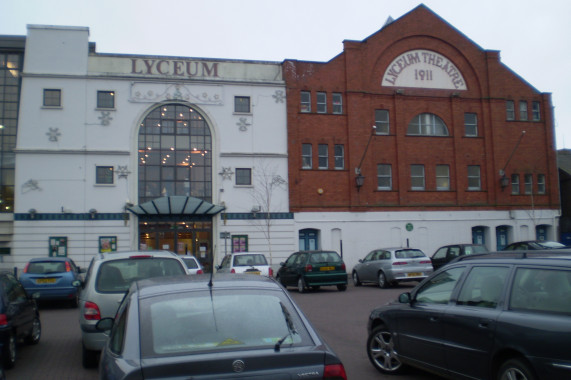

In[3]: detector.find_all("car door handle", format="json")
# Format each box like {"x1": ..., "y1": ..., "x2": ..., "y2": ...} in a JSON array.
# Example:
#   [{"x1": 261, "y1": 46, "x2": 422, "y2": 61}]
[
  {"x1": 478, "y1": 320, "x2": 493, "y2": 329},
  {"x1": 429, "y1": 316, "x2": 439, "y2": 322}
]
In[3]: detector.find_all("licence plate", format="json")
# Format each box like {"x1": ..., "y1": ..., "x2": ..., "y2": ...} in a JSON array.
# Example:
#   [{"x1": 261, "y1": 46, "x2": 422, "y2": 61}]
[
  {"x1": 36, "y1": 278, "x2": 56, "y2": 284},
  {"x1": 407, "y1": 272, "x2": 422, "y2": 277},
  {"x1": 245, "y1": 271, "x2": 261, "y2": 275},
  {"x1": 320, "y1": 266, "x2": 335, "y2": 271}
]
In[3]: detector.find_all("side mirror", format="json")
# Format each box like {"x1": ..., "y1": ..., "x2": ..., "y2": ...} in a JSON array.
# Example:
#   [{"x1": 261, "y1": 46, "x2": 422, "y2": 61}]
[
  {"x1": 358, "y1": 259, "x2": 363, "y2": 263},
  {"x1": 96, "y1": 318, "x2": 114, "y2": 332},
  {"x1": 398, "y1": 292, "x2": 412, "y2": 304},
  {"x1": 72, "y1": 280, "x2": 82, "y2": 288},
  {"x1": 279, "y1": 262, "x2": 285, "y2": 267}
]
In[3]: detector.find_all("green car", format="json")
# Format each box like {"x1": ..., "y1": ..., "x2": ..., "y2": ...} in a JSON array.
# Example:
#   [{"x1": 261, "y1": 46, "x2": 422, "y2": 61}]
[{"x1": 276, "y1": 250, "x2": 347, "y2": 293}]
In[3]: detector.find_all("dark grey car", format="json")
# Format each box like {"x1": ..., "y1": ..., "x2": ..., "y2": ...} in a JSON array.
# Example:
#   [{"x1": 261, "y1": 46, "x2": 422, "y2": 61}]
[
  {"x1": 366, "y1": 251, "x2": 571, "y2": 380},
  {"x1": 98, "y1": 274, "x2": 347, "y2": 380},
  {"x1": 431, "y1": 243, "x2": 488, "y2": 270}
]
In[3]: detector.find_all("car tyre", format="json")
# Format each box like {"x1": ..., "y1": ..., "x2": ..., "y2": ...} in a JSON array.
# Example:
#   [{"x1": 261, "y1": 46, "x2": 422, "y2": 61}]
[
  {"x1": 276, "y1": 274, "x2": 286, "y2": 288},
  {"x1": 378, "y1": 272, "x2": 389, "y2": 289},
  {"x1": 337, "y1": 284, "x2": 347, "y2": 291},
  {"x1": 82, "y1": 344, "x2": 99, "y2": 368},
  {"x1": 498, "y1": 358, "x2": 536, "y2": 380},
  {"x1": 25, "y1": 316, "x2": 41, "y2": 345},
  {"x1": 2, "y1": 331, "x2": 16, "y2": 369},
  {"x1": 297, "y1": 277, "x2": 306, "y2": 293},
  {"x1": 367, "y1": 325, "x2": 403, "y2": 374},
  {"x1": 352, "y1": 271, "x2": 361, "y2": 286}
]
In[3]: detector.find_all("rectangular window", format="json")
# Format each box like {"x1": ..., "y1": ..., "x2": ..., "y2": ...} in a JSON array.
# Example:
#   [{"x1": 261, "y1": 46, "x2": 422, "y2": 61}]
[
  {"x1": 377, "y1": 164, "x2": 392, "y2": 190},
  {"x1": 97, "y1": 91, "x2": 115, "y2": 109},
  {"x1": 231, "y1": 235, "x2": 248, "y2": 253},
  {"x1": 532, "y1": 101, "x2": 541, "y2": 121},
  {"x1": 316, "y1": 92, "x2": 327, "y2": 113},
  {"x1": 332, "y1": 93, "x2": 343, "y2": 114},
  {"x1": 43, "y1": 89, "x2": 61, "y2": 107},
  {"x1": 235, "y1": 168, "x2": 252, "y2": 186},
  {"x1": 234, "y1": 96, "x2": 250, "y2": 113},
  {"x1": 300, "y1": 91, "x2": 311, "y2": 113},
  {"x1": 334, "y1": 144, "x2": 344, "y2": 169},
  {"x1": 519, "y1": 101, "x2": 528, "y2": 121},
  {"x1": 436, "y1": 165, "x2": 450, "y2": 191},
  {"x1": 524, "y1": 174, "x2": 533, "y2": 194},
  {"x1": 467, "y1": 165, "x2": 481, "y2": 190},
  {"x1": 506, "y1": 100, "x2": 515, "y2": 121},
  {"x1": 464, "y1": 113, "x2": 478, "y2": 137},
  {"x1": 318, "y1": 144, "x2": 328, "y2": 169},
  {"x1": 375, "y1": 110, "x2": 390, "y2": 135},
  {"x1": 537, "y1": 174, "x2": 546, "y2": 194},
  {"x1": 511, "y1": 174, "x2": 520, "y2": 195},
  {"x1": 302, "y1": 143, "x2": 312, "y2": 169},
  {"x1": 411, "y1": 164, "x2": 425, "y2": 190},
  {"x1": 96, "y1": 166, "x2": 114, "y2": 184}
]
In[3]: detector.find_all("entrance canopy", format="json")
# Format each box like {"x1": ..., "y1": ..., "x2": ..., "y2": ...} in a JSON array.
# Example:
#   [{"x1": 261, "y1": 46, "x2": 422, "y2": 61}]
[{"x1": 127, "y1": 196, "x2": 225, "y2": 216}]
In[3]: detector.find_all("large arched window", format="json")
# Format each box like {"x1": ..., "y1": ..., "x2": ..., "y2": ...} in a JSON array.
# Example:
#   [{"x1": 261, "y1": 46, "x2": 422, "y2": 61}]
[
  {"x1": 138, "y1": 104, "x2": 212, "y2": 204},
  {"x1": 407, "y1": 113, "x2": 449, "y2": 136}
]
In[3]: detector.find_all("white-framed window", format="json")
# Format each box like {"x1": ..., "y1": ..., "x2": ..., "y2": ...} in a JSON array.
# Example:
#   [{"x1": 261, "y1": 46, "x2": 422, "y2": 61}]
[
  {"x1": 411, "y1": 164, "x2": 425, "y2": 190},
  {"x1": 96, "y1": 166, "x2": 114, "y2": 185},
  {"x1": 467, "y1": 165, "x2": 481, "y2": 190},
  {"x1": 316, "y1": 92, "x2": 327, "y2": 113},
  {"x1": 511, "y1": 174, "x2": 520, "y2": 195},
  {"x1": 302, "y1": 143, "x2": 312, "y2": 169},
  {"x1": 234, "y1": 96, "x2": 251, "y2": 113},
  {"x1": 334, "y1": 144, "x2": 344, "y2": 169},
  {"x1": 519, "y1": 101, "x2": 528, "y2": 121},
  {"x1": 464, "y1": 113, "x2": 478, "y2": 137},
  {"x1": 97, "y1": 91, "x2": 115, "y2": 109},
  {"x1": 377, "y1": 164, "x2": 392, "y2": 190},
  {"x1": 318, "y1": 144, "x2": 328, "y2": 169},
  {"x1": 532, "y1": 101, "x2": 541, "y2": 121},
  {"x1": 436, "y1": 165, "x2": 450, "y2": 191},
  {"x1": 300, "y1": 91, "x2": 311, "y2": 113},
  {"x1": 332, "y1": 93, "x2": 343, "y2": 114},
  {"x1": 407, "y1": 113, "x2": 449, "y2": 136},
  {"x1": 506, "y1": 100, "x2": 515, "y2": 121},
  {"x1": 43, "y1": 89, "x2": 61, "y2": 107},
  {"x1": 537, "y1": 174, "x2": 546, "y2": 194},
  {"x1": 235, "y1": 168, "x2": 252, "y2": 186},
  {"x1": 375, "y1": 110, "x2": 390, "y2": 135},
  {"x1": 524, "y1": 174, "x2": 533, "y2": 194}
]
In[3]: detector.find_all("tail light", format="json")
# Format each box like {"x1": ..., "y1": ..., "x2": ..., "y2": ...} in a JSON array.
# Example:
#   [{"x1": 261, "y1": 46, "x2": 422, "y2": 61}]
[
  {"x1": 197, "y1": 269, "x2": 204, "y2": 274},
  {"x1": 305, "y1": 264, "x2": 313, "y2": 272},
  {"x1": 323, "y1": 363, "x2": 347, "y2": 379},
  {"x1": 393, "y1": 262, "x2": 408, "y2": 266},
  {"x1": 23, "y1": 263, "x2": 30, "y2": 273},
  {"x1": 65, "y1": 261, "x2": 72, "y2": 272},
  {"x1": 269, "y1": 267, "x2": 273, "y2": 277},
  {"x1": 419, "y1": 260, "x2": 432, "y2": 264},
  {"x1": 341, "y1": 263, "x2": 346, "y2": 271},
  {"x1": 84, "y1": 301, "x2": 101, "y2": 321},
  {"x1": 0, "y1": 314, "x2": 8, "y2": 326},
  {"x1": 231, "y1": 268, "x2": 236, "y2": 273}
]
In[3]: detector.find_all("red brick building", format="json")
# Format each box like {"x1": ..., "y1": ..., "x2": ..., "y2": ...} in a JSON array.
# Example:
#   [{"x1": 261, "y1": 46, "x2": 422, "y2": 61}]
[{"x1": 284, "y1": 5, "x2": 559, "y2": 260}]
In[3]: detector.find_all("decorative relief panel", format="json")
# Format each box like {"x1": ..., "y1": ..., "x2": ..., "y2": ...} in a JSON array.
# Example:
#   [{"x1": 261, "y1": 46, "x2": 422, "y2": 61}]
[{"x1": 130, "y1": 82, "x2": 224, "y2": 104}]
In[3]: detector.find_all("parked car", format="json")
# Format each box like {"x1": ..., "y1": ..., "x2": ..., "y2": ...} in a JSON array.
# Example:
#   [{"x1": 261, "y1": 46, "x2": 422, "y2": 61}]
[
  {"x1": 216, "y1": 252, "x2": 273, "y2": 277},
  {"x1": 431, "y1": 243, "x2": 488, "y2": 270},
  {"x1": 19, "y1": 257, "x2": 84, "y2": 307},
  {"x1": 181, "y1": 255, "x2": 204, "y2": 274},
  {"x1": 276, "y1": 250, "x2": 347, "y2": 293},
  {"x1": 97, "y1": 274, "x2": 347, "y2": 380},
  {"x1": 503, "y1": 240, "x2": 568, "y2": 251},
  {"x1": 366, "y1": 251, "x2": 571, "y2": 380},
  {"x1": 352, "y1": 248, "x2": 433, "y2": 289},
  {"x1": 0, "y1": 271, "x2": 41, "y2": 369},
  {"x1": 78, "y1": 250, "x2": 189, "y2": 368}
]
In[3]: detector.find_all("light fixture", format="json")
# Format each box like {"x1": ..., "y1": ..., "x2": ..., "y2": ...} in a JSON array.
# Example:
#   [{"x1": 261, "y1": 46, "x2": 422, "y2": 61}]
[
  {"x1": 499, "y1": 130, "x2": 526, "y2": 191},
  {"x1": 89, "y1": 208, "x2": 97, "y2": 219},
  {"x1": 355, "y1": 125, "x2": 377, "y2": 191},
  {"x1": 29, "y1": 208, "x2": 37, "y2": 219}
]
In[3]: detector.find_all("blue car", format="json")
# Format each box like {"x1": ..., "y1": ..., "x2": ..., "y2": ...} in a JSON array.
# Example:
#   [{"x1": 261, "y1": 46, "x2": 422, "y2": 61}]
[{"x1": 19, "y1": 257, "x2": 84, "y2": 307}]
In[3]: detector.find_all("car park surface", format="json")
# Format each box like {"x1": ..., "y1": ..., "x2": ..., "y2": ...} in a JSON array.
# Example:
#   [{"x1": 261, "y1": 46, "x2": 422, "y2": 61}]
[
  {"x1": 276, "y1": 250, "x2": 347, "y2": 292},
  {"x1": 216, "y1": 252, "x2": 273, "y2": 276},
  {"x1": 430, "y1": 244, "x2": 488, "y2": 270},
  {"x1": 367, "y1": 251, "x2": 571, "y2": 380}
]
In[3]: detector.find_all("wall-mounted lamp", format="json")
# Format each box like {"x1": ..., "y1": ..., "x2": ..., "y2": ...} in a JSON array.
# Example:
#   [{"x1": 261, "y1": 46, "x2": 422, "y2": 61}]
[
  {"x1": 395, "y1": 89, "x2": 404, "y2": 95},
  {"x1": 89, "y1": 208, "x2": 97, "y2": 219},
  {"x1": 499, "y1": 130, "x2": 526, "y2": 191},
  {"x1": 499, "y1": 172, "x2": 510, "y2": 189},
  {"x1": 355, "y1": 125, "x2": 377, "y2": 191},
  {"x1": 29, "y1": 208, "x2": 37, "y2": 219},
  {"x1": 251, "y1": 205, "x2": 260, "y2": 218}
]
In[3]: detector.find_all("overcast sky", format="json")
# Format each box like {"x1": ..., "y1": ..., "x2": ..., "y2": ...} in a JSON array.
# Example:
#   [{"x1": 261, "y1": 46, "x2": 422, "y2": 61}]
[{"x1": 3, "y1": 0, "x2": 569, "y2": 149}]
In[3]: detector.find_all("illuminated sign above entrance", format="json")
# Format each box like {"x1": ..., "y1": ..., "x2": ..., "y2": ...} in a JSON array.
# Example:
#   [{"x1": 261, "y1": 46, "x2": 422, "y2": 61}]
[{"x1": 382, "y1": 49, "x2": 467, "y2": 90}]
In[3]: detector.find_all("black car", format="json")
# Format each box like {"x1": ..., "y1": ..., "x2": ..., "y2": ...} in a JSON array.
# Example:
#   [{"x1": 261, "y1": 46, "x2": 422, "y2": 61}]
[
  {"x1": 431, "y1": 243, "x2": 488, "y2": 270},
  {"x1": 367, "y1": 251, "x2": 571, "y2": 380},
  {"x1": 503, "y1": 240, "x2": 567, "y2": 251},
  {"x1": 0, "y1": 271, "x2": 41, "y2": 369},
  {"x1": 97, "y1": 274, "x2": 347, "y2": 380}
]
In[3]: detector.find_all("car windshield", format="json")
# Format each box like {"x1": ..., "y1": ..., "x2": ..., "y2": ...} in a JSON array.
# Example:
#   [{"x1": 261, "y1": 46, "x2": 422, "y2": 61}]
[
  {"x1": 96, "y1": 258, "x2": 186, "y2": 292},
  {"x1": 309, "y1": 252, "x2": 341, "y2": 264},
  {"x1": 464, "y1": 245, "x2": 488, "y2": 255},
  {"x1": 140, "y1": 290, "x2": 310, "y2": 357},
  {"x1": 395, "y1": 249, "x2": 426, "y2": 259},
  {"x1": 27, "y1": 261, "x2": 67, "y2": 274},
  {"x1": 233, "y1": 254, "x2": 268, "y2": 266}
]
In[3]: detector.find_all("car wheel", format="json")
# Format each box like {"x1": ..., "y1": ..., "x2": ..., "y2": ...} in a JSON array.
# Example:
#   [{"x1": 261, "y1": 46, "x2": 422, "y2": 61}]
[
  {"x1": 25, "y1": 316, "x2": 41, "y2": 345},
  {"x1": 70, "y1": 292, "x2": 79, "y2": 308},
  {"x1": 297, "y1": 277, "x2": 306, "y2": 293},
  {"x1": 337, "y1": 284, "x2": 347, "y2": 291},
  {"x1": 311, "y1": 286, "x2": 321, "y2": 291},
  {"x1": 276, "y1": 274, "x2": 286, "y2": 288},
  {"x1": 367, "y1": 325, "x2": 403, "y2": 374},
  {"x1": 497, "y1": 358, "x2": 536, "y2": 380},
  {"x1": 82, "y1": 344, "x2": 99, "y2": 368},
  {"x1": 352, "y1": 271, "x2": 361, "y2": 286},
  {"x1": 378, "y1": 272, "x2": 389, "y2": 289},
  {"x1": 2, "y1": 331, "x2": 16, "y2": 369}
]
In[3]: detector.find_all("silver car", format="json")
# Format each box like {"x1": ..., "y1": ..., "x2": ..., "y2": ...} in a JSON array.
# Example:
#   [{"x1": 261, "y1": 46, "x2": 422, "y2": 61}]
[
  {"x1": 352, "y1": 247, "x2": 433, "y2": 288},
  {"x1": 78, "y1": 250, "x2": 189, "y2": 368}
]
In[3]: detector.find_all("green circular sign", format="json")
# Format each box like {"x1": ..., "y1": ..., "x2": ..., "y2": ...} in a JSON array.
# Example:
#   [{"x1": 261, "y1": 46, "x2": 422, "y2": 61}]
[{"x1": 406, "y1": 223, "x2": 413, "y2": 231}]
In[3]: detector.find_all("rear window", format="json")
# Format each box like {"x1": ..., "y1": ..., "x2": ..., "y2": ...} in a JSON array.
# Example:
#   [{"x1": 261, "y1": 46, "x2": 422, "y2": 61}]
[
  {"x1": 309, "y1": 252, "x2": 342, "y2": 264},
  {"x1": 27, "y1": 261, "x2": 67, "y2": 274},
  {"x1": 96, "y1": 258, "x2": 186, "y2": 293},
  {"x1": 233, "y1": 254, "x2": 268, "y2": 266},
  {"x1": 510, "y1": 267, "x2": 571, "y2": 314},
  {"x1": 182, "y1": 258, "x2": 198, "y2": 269},
  {"x1": 395, "y1": 249, "x2": 426, "y2": 259},
  {"x1": 464, "y1": 245, "x2": 488, "y2": 255}
]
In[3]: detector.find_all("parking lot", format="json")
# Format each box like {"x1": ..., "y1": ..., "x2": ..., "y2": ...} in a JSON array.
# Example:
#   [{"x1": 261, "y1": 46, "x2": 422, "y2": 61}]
[{"x1": 7, "y1": 281, "x2": 442, "y2": 380}]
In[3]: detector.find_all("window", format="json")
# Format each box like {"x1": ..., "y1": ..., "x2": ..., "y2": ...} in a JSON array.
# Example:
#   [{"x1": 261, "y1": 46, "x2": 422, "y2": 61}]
[
  {"x1": 407, "y1": 113, "x2": 448, "y2": 136},
  {"x1": 537, "y1": 174, "x2": 546, "y2": 194},
  {"x1": 43, "y1": 89, "x2": 61, "y2": 107},
  {"x1": 234, "y1": 96, "x2": 250, "y2": 113},
  {"x1": 519, "y1": 101, "x2": 528, "y2": 121},
  {"x1": 96, "y1": 166, "x2": 114, "y2": 184},
  {"x1": 467, "y1": 165, "x2": 481, "y2": 190},
  {"x1": 532, "y1": 101, "x2": 541, "y2": 121},
  {"x1": 302, "y1": 144, "x2": 312, "y2": 169},
  {"x1": 231, "y1": 235, "x2": 248, "y2": 252},
  {"x1": 235, "y1": 168, "x2": 251, "y2": 186},
  {"x1": 506, "y1": 100, "x2": 515, "y2": 120},
  {"x1": 436, "y1": 165, "x2": 450, "y2": 191},
  {"x1": 511, "y1": 174, "x2": 520, "y2": 195},
  {"x1": 377, "y1": 164, "x2": 392, "y2": 190},
  {"x1": 510, "y1": 268, "x2": 571, "y2": 314},
  {"x1": 464, "y1": 113, "x2": 478, "y2": 137},
  {"x1": 334, "y1": 144, "x2": 344, "y2": 169},
  {"x1": 318, "y1": 144, "x2": 328, "y2": 169},
  {"x1": 316, "y1": 92, "x2": 327, "y2": 113},
  {"x1": 375, "y1": 110, "x2": 390, "y2": 135},
  {"x1": 524, "y1": 174, "x2": 533, "y2": 194},
  {"x1": 300, "y1": 91, "x2": 311, "y2": 113},
  {"x1": 415, "y1": 267, "x2": 465, "y2": 304},
  {"x1": 332, "y1": 93, "x2": 343, "y2": 114},
  {"x1": 97, "y1": 91, "x2": 115, "y2": 109},
  {"x1": 457, "y1": 266, "x2": 509, "y2": 308},
  {"x1": 410, "y1": 164, "x2": 425, "y2": 190}
]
